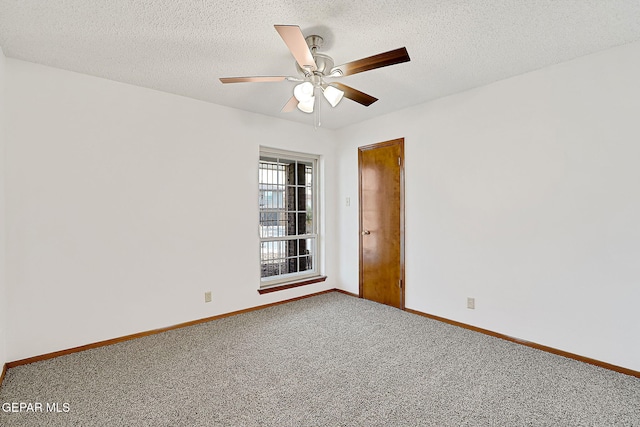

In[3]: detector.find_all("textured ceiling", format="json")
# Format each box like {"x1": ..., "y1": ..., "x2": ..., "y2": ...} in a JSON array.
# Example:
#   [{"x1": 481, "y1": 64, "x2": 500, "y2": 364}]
[{"x1": 1, "y1": 1, "x2": 640, "y2": 129}]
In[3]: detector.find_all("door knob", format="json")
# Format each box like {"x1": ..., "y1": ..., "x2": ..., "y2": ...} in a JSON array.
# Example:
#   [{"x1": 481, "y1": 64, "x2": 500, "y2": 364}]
[{"x1": 361, "y1": 230, "x2": 371, "y2": 235}]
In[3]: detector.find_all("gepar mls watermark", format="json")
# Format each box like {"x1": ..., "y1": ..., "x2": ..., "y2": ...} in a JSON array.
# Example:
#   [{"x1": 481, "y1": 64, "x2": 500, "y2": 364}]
[{"x1": 2, "y1": 402, "x2": 70, "y2": 413}]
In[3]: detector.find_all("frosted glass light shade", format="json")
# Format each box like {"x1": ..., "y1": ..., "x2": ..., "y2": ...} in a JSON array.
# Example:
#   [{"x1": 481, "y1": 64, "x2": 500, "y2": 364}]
[
  {"x1": 297, "y1": 97, "x2": 315, "y2": 113},
  {"x1": 294, "y1": 82, "x2": 314, "y2": 102},
  {"x1": 323, "y1": 85, "x2": 344, "y2": 107}
]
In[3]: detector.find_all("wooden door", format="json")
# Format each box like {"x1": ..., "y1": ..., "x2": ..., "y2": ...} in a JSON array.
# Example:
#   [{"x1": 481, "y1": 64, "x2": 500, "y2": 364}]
[{"x1": 359, "y1": 138, "x2": 405, "y2": 309}]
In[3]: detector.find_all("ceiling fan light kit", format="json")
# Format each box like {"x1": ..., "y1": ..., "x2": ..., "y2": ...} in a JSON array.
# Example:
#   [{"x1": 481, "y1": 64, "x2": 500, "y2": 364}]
[
  {"x1": 294, "y1": 81, "x2": 314, "y2": 102},
  {"x1": 322, "y1": 85, "x2": 344, "y2": 108},
  {"x1": 220, "y1": 25, "x2": 411, "y2": 126},
  {"x1": 297, "y1": 96, "x2": 315, "y2": 113}
]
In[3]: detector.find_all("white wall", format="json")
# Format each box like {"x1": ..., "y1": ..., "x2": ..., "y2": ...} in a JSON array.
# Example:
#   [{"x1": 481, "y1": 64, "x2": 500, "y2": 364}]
[
  {"x1": 336, "y1": 41, "x2": 640, "y2": 371},
  {"x1": 4, "y1": 41, "x2": 640, "y2": 372},
  {"x1": 4, "y1": 59, "x2": 337, "y2": 361},
  {"x1": 0, "y1": 47, "x2": 7, "y2": 369}
]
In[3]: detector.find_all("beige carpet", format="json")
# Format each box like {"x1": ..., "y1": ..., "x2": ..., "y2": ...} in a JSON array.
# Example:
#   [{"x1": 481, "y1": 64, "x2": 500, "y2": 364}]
[{"x1": 1, "y1": 292, "x2": 638, "y2": 426}]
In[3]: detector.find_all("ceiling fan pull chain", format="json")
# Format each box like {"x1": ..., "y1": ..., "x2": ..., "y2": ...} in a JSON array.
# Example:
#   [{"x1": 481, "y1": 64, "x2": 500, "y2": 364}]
[{"x1": 314, "y1": 87, "x2": 321, "y2": 129}]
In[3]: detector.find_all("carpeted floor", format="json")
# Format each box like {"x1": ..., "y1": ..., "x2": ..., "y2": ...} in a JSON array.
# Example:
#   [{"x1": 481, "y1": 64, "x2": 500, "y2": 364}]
[{"x1": 1, "y1": 291, "x2": 639, "y2": 426}]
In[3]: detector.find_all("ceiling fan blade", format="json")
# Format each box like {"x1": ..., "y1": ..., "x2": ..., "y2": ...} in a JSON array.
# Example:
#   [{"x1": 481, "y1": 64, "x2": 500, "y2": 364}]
[
  {"x1": 331, "y1": 47, "x2": 410, "y2": 77},
  {"x1": 281, "y1": 96, "x2": 298, "y2": 112},
  {"x1": 330, "y1": 83, "x2": 378, "y2": 107},
  {"x1": 274, "y1": 25, "x2": 317, "y2": 72},
  {"x1": 220, "y1": 76, "x2": 288, "y2": 83}
]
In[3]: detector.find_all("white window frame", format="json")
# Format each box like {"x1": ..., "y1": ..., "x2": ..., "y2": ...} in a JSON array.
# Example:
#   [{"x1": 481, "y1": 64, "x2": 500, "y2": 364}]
[{"x1": 259, "y1": 147, "x2": 321, "y2": 289}]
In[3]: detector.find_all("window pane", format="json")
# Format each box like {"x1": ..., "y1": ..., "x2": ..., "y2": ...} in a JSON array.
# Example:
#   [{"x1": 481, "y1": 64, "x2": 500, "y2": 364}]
[
  {"x1": 260, "y1": 240, "x2": 286, "y2": 278},
  {"x1": 305, "y1": 186, "x2": 313, "y2": 231},
  {"x1": 299, "y1": 255, "x2": 312, "y2": 272},
  {"x1": 258, "y1": 238, "x2": 317, "y2": 278},
  {"x1": 286, "y1": 256, "x2": 298, "y2": 274}
]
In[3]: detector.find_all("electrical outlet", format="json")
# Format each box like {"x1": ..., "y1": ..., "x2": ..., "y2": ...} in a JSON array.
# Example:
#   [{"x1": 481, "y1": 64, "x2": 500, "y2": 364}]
[
  {"x1": 467, "y1": 297, "x2": 475, "y2": 309},
  {"x1": 204, "y1": 291, "x2": 212, "y2": 303}
]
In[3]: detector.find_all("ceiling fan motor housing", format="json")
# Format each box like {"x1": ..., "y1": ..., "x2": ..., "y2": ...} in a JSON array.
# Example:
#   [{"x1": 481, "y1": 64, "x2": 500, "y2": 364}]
[
  {"x1": 295, "y1": 35, "x2": 334, "y2": 78},
  {"x1": 296, "y1": 52, "x2": 334, "y2": 77}
]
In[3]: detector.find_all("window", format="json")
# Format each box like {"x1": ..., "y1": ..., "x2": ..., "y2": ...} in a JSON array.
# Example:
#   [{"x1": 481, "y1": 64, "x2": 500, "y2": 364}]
[{"x1": 259, "y1": 148, "x2": 320, "y2": 289}]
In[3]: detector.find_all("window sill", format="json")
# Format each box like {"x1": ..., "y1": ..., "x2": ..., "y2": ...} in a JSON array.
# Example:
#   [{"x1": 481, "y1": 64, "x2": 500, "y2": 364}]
[{"x1": 258, "y1": 276, "x2": 327, "y2": 295}]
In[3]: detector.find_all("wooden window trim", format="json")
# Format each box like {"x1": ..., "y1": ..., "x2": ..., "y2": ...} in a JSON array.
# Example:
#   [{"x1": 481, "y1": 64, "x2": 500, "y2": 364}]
[{"x1": 258, "y1": 275, "x2": 327, "y2": 294}]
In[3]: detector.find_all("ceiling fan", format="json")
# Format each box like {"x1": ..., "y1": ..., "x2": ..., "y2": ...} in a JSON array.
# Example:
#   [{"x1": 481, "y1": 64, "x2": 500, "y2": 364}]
[{"x1": 220, "y1": 25, "x2": 411, "y2": 126}]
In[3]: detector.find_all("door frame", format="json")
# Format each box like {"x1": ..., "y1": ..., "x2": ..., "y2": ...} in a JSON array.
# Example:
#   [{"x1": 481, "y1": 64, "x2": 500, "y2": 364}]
[{"x1": 358, "y1": 138, "x2": 406, "y2": 309}]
